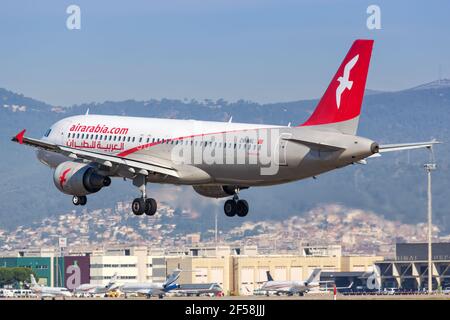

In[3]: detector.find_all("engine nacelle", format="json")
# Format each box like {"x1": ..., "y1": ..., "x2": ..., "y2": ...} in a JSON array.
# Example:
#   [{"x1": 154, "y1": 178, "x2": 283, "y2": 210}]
[
  {"x1": 193, "y1": 185, "x2": 247, "y2": 198},
  {"x1": 53, "y1": 161, "x2": 111, "y2": 196}
]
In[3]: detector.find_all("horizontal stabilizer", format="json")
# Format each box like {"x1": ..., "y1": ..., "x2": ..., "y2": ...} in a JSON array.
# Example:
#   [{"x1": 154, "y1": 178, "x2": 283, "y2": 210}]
[{"x1": 379, "y1": 140, "x2": 441, "y2": 153}]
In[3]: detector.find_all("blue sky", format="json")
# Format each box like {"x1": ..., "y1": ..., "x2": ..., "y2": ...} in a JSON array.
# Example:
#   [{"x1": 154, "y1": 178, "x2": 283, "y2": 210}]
[{"x1": 0, "y1": 0, "x2": 449, "y2": 106}]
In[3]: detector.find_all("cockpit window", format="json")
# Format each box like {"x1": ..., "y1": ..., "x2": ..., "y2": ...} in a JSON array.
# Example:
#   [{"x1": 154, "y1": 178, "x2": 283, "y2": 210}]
[{"x1": 44, "y1": 129, "x2": 52, "y2": 137}]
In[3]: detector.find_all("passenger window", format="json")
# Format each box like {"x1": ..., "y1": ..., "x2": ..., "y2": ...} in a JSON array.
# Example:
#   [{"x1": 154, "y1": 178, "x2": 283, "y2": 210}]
[
  {"x1": 132, "y1": 137, "x2": 135, "y2": 142},
  {"x1": 68, "y1": 133, "x2": 71, "y2": 138},
  {"x1": 139, "y1": 137, "x2": 142, "y2": 143},
  {"x1": 127, "y1": 137, "x2": 131, "y2": 142}
]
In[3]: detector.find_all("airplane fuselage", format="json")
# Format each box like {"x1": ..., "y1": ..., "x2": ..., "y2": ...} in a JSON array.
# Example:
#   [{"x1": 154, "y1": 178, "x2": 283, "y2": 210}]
[{"x1": 38, "y1": 114, "x2": 377, "y2": 187}]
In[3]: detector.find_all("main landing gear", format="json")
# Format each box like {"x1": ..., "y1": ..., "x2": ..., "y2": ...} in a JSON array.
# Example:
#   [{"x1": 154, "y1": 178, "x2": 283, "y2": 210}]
[
  {"x1": 132, "y1": 197, "x2": 157, "y2": 216},
  {"x1": 72, "y1": 195, "x2": 87, "y2": 206},
  {"x1": 224, "y1": 190, "x2": 249, "y2": 217},
  {"x1": 131, "y1": 175, "x2": 157, "y2": 216}
]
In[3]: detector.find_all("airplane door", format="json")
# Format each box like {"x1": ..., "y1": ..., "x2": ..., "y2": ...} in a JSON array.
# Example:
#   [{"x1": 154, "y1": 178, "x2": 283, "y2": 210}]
[{"x1": 278, "y1": 133, "x2": 292, "y2": 166}]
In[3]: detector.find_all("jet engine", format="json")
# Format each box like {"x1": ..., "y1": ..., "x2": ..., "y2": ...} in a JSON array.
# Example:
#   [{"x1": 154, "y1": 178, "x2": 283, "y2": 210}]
[
  {"x1": 192, "y1": 185, "x2": 248, "y2": 198},
  {"x1": 53, "y1": 161, "x2": 111, "y2": 196}
]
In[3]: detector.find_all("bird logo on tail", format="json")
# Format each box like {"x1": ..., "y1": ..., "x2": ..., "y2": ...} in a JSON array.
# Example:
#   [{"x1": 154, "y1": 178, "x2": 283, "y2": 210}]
[{"x1": 336, "y1": 54, "x2": 359, "y2": 109}]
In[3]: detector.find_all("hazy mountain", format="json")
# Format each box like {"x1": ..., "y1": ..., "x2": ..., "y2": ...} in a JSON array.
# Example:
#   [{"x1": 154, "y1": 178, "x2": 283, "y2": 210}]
[
  {"x1": 408, "y1": 79, "x2": 450, "y2": 91},
  {"x1": 0, "y1": 82, "x2": 449, "y2": 233},
  {"x1": 364, "y1": 89, "x2": 386, "y2": 95}
]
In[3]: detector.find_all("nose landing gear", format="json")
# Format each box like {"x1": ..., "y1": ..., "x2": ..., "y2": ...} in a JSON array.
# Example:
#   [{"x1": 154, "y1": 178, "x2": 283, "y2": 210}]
[{"x1": 72, "y1": 195, "x2": 87, "y2": 206}]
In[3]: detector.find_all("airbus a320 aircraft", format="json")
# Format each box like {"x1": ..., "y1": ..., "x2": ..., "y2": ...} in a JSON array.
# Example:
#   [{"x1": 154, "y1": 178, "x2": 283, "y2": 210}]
[{"x1": 12, "y1": 40, "x2": 439, "y2": 218}]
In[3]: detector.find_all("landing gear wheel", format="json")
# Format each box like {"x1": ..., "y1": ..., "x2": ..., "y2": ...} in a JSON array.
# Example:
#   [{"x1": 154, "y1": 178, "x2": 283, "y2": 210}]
[
  {"x1": 144, "y1": 198, "x2": 157, "y2": 216},
  {"x1": 224, "y1": 199, "x2": 237, "y2": 217},
  {"x1": 132, "y1": 198, "x2": 145, "y2": 215},
  {"x1": 79, "y1": 196, "x2": 87, "y2": 206},
  {"x1": 72, "y1": 196, "x2": 87, "y2": 206},
  {"x1": 72, "y1": 196, "x2": 80, "y2": 206},
  {"x1": 236, "y1": 199, "x2": 249, "y2": 217}
]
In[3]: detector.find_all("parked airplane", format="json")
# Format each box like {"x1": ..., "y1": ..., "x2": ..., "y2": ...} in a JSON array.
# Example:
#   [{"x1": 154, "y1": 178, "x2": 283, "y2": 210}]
[
  {"x1": 12, "y1": 39, "x2": 439, "y2": 217},
  {"x1": 29, "y1": 274, "x2": 72, "y2": 300},
  {"x1": 173, "y1": 283, "x2": 224, "y2": 297},
  {"x1": 119, "y1": 269, "x2": 181, "y2": 299},
  {"x1": 74, "y1": 272, "x2": 119, "y2": 297},
  {"x1": 260, "y1": 268, "x2": 324, "y2": 296}
]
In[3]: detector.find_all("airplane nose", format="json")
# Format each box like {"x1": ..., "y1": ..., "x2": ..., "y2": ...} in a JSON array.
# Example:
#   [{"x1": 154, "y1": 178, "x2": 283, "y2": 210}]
[{"x1": 370, "y1": 142, "x2": 379, "y2": 154}]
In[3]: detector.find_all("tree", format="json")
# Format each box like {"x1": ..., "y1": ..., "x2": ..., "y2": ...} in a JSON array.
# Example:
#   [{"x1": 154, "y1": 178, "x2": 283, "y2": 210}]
[{"x1": 0, "y1": 267, "x2": 36, "y2": 288}]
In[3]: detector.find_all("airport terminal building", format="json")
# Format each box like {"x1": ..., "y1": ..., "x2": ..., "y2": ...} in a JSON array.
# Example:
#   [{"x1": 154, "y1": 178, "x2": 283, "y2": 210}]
[
  {"x1": 0, "y1": 244, "x2": 381, "y2": 295},
  {"x1": 2, "y1": 243, "x2": 450, "y2": 294},
  {"x1": 319, "y1": 243, "x2": 450, "y2": 292},
  {"x1": 375, "y1": 243, "x2": 450, "y2": 290}
]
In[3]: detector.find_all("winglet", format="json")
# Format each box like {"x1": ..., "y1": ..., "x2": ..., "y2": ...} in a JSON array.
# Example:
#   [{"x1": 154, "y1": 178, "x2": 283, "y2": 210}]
[{"x1": 13, "y1": 129, "x2": 26, "y2": 144}]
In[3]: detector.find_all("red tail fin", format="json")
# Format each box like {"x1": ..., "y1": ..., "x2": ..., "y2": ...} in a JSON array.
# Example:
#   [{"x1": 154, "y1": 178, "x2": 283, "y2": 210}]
[{"x1": 301, "y1": 39, "x2": 374, "y2": 134}]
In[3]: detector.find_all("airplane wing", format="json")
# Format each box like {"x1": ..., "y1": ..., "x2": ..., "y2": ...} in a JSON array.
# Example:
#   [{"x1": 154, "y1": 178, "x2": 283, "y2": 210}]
[
  {"x1": 319, "y1": 282, "x2": 354, "y2": 291},
  {"x1": 12, "y1": 129, "x2": 179, "y2": 178},
  {"x1": 378, "y1": 140, "x2": 441, "y2": 153}
]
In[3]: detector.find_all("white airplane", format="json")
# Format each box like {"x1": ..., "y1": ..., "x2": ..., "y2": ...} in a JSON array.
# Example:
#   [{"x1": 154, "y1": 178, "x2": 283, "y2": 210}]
[
  {"x1": 119, "y1": 270, "x2": 181, "y2": 299},
  {"x1": 12, "y1": 39, "x2": 440, "y2": 217},
  {"x1": 260, "y1": 268, "x2": 324, "y2": 296},
  {"x1": 29, "y1": 274, "x2": 72, "y2": 300},
  {"x1": 74, "y1": 273, "x2": 119, "y2": 297}
]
